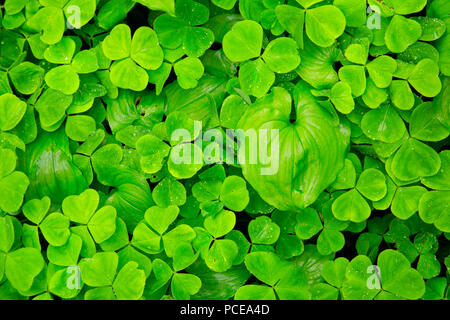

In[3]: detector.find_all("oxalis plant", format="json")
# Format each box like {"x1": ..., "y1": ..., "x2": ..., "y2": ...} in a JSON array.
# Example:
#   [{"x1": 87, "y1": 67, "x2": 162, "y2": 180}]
[{"x1": 0, "y1": 0, "x2": 448, "y2": 301}]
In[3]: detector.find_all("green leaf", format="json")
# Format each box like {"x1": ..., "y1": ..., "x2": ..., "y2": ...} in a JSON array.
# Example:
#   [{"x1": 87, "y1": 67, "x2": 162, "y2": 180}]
[
  {"x1": 0, "y1": 171, "x2": 29, "y2": 213},
  {"x1": 71, "y1": 50, "x2": 99, "y2": 74},
  {"x1": 389, "y1": 0, "x2": 427, "y2": 15},
  {"x1": 0, "y1": 93, "x2": 27, "y2": 131},
  {"x1": 332, "y1": 189, "x2": 371, "y2": 223},
  {"x1": 419, "y1": 191, "x2": 450, "y2": 232},
  {"x1": 410, "y1": 102, "x2": 449, "y2": 142},
  {"x1": 391, "y1": 138, "x2": 441, "y2": 181},
  {"x1": 79, "y1": 252, "x2": 118, "y2": 287},
  {"x1": 296, "y1": 0, "x2": 324, "y2": 9},
  {"x1": 62, "y1": 189, "x2": 99, "y2": 224},
  {"x1": 173, "y1": 242, "x2": 198, "y2": 271},
  {"x1": 338, "y1": 65, "x2": 366, "y2": 97},
  {"x1": 407, "y1": 59, "x2": 442, "y2": 98},
  {"x1": 102, "y1": 24, "x2": 131, "y2": 60},
  {"x1": 28, "y1": 7, "x2": 65, "y2": 45},
  {"x1": 145, "y1": 205, "x2": 179, "y2": 235},
  {"x1": 71, "y1": 226, "x2": 96, "y2": 258},
  {"x1": 333, "y1": 0, "x2": 366, "y2": 27},
  {"x1": 361, "y1": 104, "x2": 406, "y2": 143},
  {"x1": 378, "y1": 249, "x2": 425, "y2": 299},
  {"x1": 22, "y1": 197, "x2": 51, "y2": 226},
  {"x1": 366, "y1": 55, "x2": 397, "y2": 89},
  {"x1": 317, "y1": 229, "x2": 345, "y2": 255},
  {"x1": 390, "y1": 80, "x2": 414, "y2": 110},
  {"x1": 356, "y1": 168, "x2": 387, "y2": 201},
  {"x1": 417, "y1": 253, "x2": 440, "y2": 279},
  {"x1": 222, "y1": 20, "x2": 263, "y2": 62},
  {"x1": 171, "y1": 272, "x2": 202, "y2": 300},
  {"x1": 100, "y1": 218, "x2": 129, "y2": 252},
  {"x1": 295, "y1": 208, "x2": 323, "y2": 240},
  {"x1": 136, "y1": 134, "x2": 170, "y2": 174},
  {"x1": 113, "y1": 261, "x2": 146, "y2": 300},
  {"x1": 235, "y1": 284, "x2": 276, "y2": 300},
  {"x1": 9, "y1": 62, "x2": 45, "y2": 95},
  {"x1": 220, "y1": 95, "x2": 249, "y2": 129},
  {"x1": 391, "y1": 186, "x2": 427, "y2": 220},
  {"x1": 175, "y1": 0, "x2": 209, "y2": 26},
  {"x1": 362, "y1": 78, "x2": 388, "y2": 110},
  {"x1": 168, "y1": 143, "x2": 204, "y2": 179},
  {"x1": 110, "y1": 58, "x2": 149, "y2": 91},
  {"x1": 344, "y1": 43, "x2": 368, "y2": 65},
  {"x1": 275, "y1": 5, "x2": 305, "y2": 48},
  {"x1": 130, "y1": 27, "x2": 164, "y2": 70},
  {"x1": 162, "y1": 224, "x2": 196, "y2": 257},
  {"x1": 47, "y1": 233, "x2": 83, "y2": 266},
  {"x1": 422, "y1": 277, "x2": 447, "y2": 300},
  {"x1": 341, "y1": 255, "x2": 379, "y2": 300},
  {"x1": 330, "y1": 82, "x2": 354, "y2": 114},
  {"x1": 132, "y1": 222, "x2": 162, "y2": 254},
  {"x1": 239, "y1": 58, "x2": 275, "y2": 98},
  {"x1": 48, "y1": 267, "x2": 82, "y2": 299},
  {"x1": 153, "y1": 176, "x2": 187, "y2": 208},
  {"x1": 412, "y1": 16, "x2": 446, "y2": 42},
  {"x1": 183, "y1": 26, "x2": 215, "y2": 57},
  {"x1": 0, "y1": 216, "x2": 15, "y2": 253},
  {"x1": 88, "y1": 206, "x2": 117, "y2": 243},
  {"x1": 305, "y1": 5, "x2": 346, "y2": 47},
  {"x1": 385, "y1": 15, "x2": 422, "y2": 53},
  {"x1": 211, "y1": 0, "x2": 237, "y2": 10},
  {"x1": 262, "y1": 37, "x2": 300, "y2": 73},
  {"x1": 40, "y1": 212, "x2": 70, "y2": 246},
  {"x1": 5, "y1": 248, "x2": 44, "y2": 292},
  {"x1": 248, "y1": 216, "x2": 280, "y2": 245},
  {"x1": 65, "y1": 115, "x2": 96, "y2": 142},
  {"x1": 321, "y1": 257, "x2": 349, "y2": 288},
  {"x1": 421, "y1": 150, "x2": 450, "y2": 190},
  {"x1": 44, "y1": 37, "x2": 76, "y2": 64},
  {"x1": 204, "y1": 209, "x2": 236, "y2": 238},
  {"x1": 244, "y1": 251, "x2": 288, "y2": 286},
  {"x1": 0, "y1": 148, "x2": 16, "y2": 179},
  {"x1": 45, "y1": 65, "x2": 80, "y2": 95},
  {"x1": 205, "y1": 239, "x2": 239, "y2": 272},
  {"x1": 135, "y1": 0, "x2": 175, "y2": 15},
  {"x1": 35, "y1": 89, "x2": 72, "y2": 129},
  {"x1": 220, "y1": 176, "x2": 249, "y2": 212},
  {"x1": 174, "y1": 57, "x2": 204, "y2": 89}
]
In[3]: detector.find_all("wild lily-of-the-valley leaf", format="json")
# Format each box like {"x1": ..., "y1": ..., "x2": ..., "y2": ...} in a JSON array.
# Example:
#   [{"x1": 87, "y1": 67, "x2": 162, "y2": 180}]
[{"x1": 0, "y1": 0, "x2": 448, "y2": 302}]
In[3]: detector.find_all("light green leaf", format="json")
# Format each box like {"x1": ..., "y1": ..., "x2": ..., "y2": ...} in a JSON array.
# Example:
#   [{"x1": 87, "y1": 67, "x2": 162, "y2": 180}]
[
  {"x1": 332, "y1": 189, "x2": 371, "y2": 223},
  {"x1": 385, "y1": 15, "x2": 422, "y2": 53},
  {"x1": 262, "y1": 37, "x2": 300, "y2": 73},
  {"x1": 407, "y1": 59, "x2": 442, "y2": 98},
  {"x1": 45, "y1": 65, "x2": 80, "y2": 95},
  {"x1": 79, "y1": 251, "x2": 118, "y2": 287},
  {"x1": 88, "y1": 206, "x2": 117, "y2": 243},
  {"x1": 305, "y1": 5, "x2": 346, "y2": 47},
  {"x1": 40, "y1": 212, "x2": 70, "y2": 246},
  {"x1": 222, "y1": 20, "x2": 263, "y2": 62},
  {"x1": 62, "y1": 189, "x2": 99, "y2": 224},
  {"x1": 0, "y1": 93, "x2": 27, "y2": 131},
  {"x1": 356, "y1": 168, "x2": 387, "y2": 201},
  {"x1": 248, "y1": 216, "x2": 280, "y2": 245},
  {"x1": 130, "y1": 27, "x2": 164, "y2": 70}
]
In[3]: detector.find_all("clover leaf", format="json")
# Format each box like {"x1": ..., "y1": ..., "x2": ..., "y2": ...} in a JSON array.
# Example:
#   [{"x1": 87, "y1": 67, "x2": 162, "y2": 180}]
[
  {"x1": 248, "y1": 216, "x2": 280, "y2": 246},
  {"x1": 223, "y1": 20, "x2": 263, "y2": 62},
  {"x1": 102, "y1": 24, "x2": 163, "y2": 91},
  {"x1": 305, "y1": 5, "x2": 346, "y2": 47},
  {"x1": 385, "y1": 15, "x2": 422, "y2": 53}
]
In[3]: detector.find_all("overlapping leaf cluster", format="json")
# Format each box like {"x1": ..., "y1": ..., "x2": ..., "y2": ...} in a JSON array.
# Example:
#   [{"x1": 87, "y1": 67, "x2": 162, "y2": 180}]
[{"x1": 0, "y1": 0, "x2": 449, "y2": 300}]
